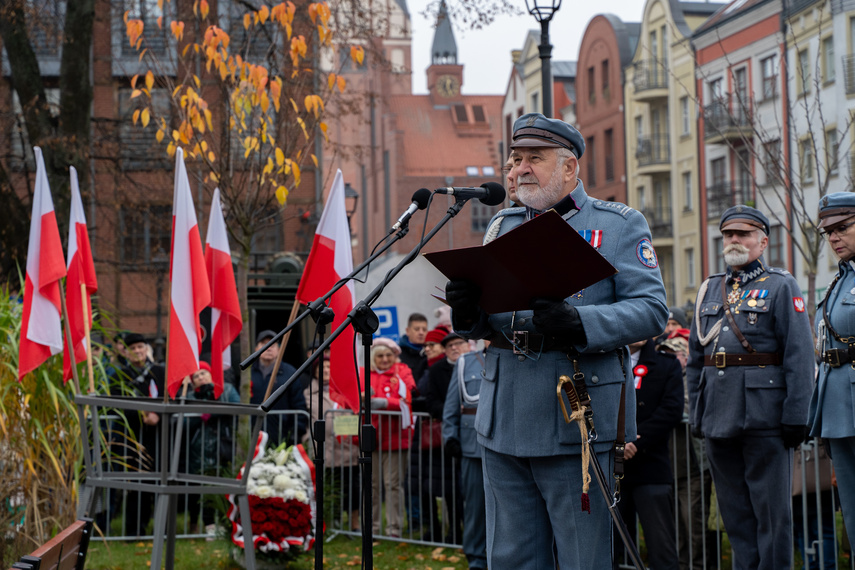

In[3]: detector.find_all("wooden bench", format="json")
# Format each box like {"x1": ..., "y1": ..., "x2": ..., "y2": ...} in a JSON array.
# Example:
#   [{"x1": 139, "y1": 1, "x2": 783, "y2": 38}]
[{"x1": 10, "y1": 518, "x2": 93, "y2": 570}]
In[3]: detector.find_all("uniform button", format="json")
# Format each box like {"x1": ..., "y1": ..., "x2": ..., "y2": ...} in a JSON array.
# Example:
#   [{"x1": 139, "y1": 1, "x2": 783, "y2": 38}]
[
  {"x1": 591, "y1": 375, "x2": 599, "y2": 384},
  {"x1": 517, "y1": 318, "x2": 527, "y2": 326},
  {"x1": 769, "y1": 380, "x2": 774, "y2": 384},
  {"x1": 718, "y1": 370, "x2": 725, "y2": 377},
  {"x1": 723, "y1": 326, "x2": 730, "y2": 332},
  {"x1": 517, "y1": 355, "x2": 526, "y2": 362}
]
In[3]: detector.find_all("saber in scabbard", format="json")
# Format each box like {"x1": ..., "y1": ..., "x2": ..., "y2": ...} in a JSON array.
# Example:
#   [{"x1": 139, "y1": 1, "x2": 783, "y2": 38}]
[{"x1": 557, "y1": 374, "x2": 646, "y2": 570}]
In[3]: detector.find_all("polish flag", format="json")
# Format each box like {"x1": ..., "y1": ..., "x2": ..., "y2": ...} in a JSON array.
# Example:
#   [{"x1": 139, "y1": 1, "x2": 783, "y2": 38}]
[
  {"x1": 295, "y1": 170, "x2": 360, "y2": 412},
  {"x1": 18, "y1": 147, "x2": 66, "y2": 380},
  {"x1": 167, "y1": 148, "x2": 211, "y2": 397},
  {"x1": 204, "y1": 188, "x2": 242, "y2": 398},
  {"x1": 63, "y1": 167, "x2": 98, "y2": 382}
]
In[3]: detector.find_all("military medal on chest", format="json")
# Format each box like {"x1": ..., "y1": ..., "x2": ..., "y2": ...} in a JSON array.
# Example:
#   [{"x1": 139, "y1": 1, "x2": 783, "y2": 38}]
[
  {"x1": 741, "y1": 289, "x2": 768, "y2": 308},
  {"x1": 727, "y1": 282, "x2": 741, "y2": 305}
]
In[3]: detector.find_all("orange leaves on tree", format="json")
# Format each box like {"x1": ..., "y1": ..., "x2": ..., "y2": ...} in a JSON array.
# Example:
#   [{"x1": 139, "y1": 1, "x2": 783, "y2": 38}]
[
  {"x1": 270, "y1": 78, "x2": 283, "y2": 112},
  {"x1": 304, "y1": 95, "x2": 324, "y2": 118},
  {"x1": 145, "y1": 70, "x2": 154, "y2": 91},
  {"x1": 125, "y1": 16, "x2": 144, "y2": 49},
  {"x1": 200, "y1": 0, "x2": 210, "y2": 19},
  {"x1": 256, "y1": 5, "x2": 270, "y2": 25},
  {"x1": 328, "y1": 73, "x2": 346, "y2": 93},
  {"x1": 290, "y1": 35, "x2": 307, "y2": 68},
  {"x1": 350, "y1": 45, "x2": 365, "y2": 66},
  {"x1": 171, "y1": 21, "x2": 185, "y2": 41}
]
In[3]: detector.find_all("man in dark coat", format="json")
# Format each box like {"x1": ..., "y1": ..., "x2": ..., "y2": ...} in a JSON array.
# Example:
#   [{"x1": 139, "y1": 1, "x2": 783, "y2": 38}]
[
  {"x1": 399, "y1": 312, "x2": 429, "y2": 381},
  {"x1": 250, "y1": 330, "x2": 308, "y2": 446},
  {"x1": 618, "y1": 338, "x2": 684, "y2": 570}
]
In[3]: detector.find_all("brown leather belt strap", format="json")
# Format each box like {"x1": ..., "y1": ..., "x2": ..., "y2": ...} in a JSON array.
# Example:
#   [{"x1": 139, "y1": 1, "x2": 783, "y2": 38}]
[
  {"x1": 704, "y1": 352, "x2": 782, "y2": 368},
  {"x1": 721, "y1": 277, "x2": 756, "y2": 353},
  {"x1": 822, "y1": 347, "x2": 855, "y2": 367},
  {"x1": 461, "y1": 407, "x2": 477, "y2": 415}
]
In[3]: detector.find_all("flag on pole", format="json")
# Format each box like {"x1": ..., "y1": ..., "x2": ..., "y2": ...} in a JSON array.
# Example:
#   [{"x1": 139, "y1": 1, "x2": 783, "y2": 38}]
[
  {"x1": 18, "y1": 147, "x2": 66, "y2": 380},
  {"x1": 167, "y1": 147, "x2": 211, "y2": 397},
  {"x1": 63, "y1": 166, "x2": 98, "y2": 382},
  {"x1": 295, "y1": 169, "x2": 360, "y2": 412},
  {"x1": 204, "y1": 188, "x2": 242, "y2": 398}
]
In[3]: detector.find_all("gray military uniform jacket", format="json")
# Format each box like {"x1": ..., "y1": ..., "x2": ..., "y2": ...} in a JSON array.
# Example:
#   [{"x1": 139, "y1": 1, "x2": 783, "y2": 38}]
[
  {"x1": 687, "y1": 258, "x2": 813, "y2": 438},
  {"x1": 442, "y1": 351, "x2": 485, "y2": 458},
  {"x1": 453, "y1": 181, "x2": 668, "y2": 457}
]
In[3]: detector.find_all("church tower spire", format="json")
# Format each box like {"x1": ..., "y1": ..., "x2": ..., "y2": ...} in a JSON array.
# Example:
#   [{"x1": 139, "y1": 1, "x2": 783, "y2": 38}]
[{"x1": 427, "y1": 0, "x2": 463, "y2": 104}]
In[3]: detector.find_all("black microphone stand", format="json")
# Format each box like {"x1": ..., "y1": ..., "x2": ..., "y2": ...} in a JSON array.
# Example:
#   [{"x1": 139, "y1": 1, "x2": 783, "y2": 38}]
[{"x1": 259, "y1": 198, "x2": 469, "y2": 569}]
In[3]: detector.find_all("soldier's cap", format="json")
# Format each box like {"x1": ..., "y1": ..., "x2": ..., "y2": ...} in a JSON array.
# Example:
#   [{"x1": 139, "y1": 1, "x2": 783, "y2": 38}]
[
  {"x1": 124, "y1": 332, "x2": 146, "y2": 346},
  {"x1": 256, "y1": 329, "x2": 277, "y2": 344},
  {"x1": 668, "y1": 307, "x2": 688, "y2": 328},
  {"x1": 510, "y1": 113, "x2": 585, "y2": 159},
  {"x1": 818, "y1": 192, "x2": 855, "y2": 229},
  {"x1": 719, "y1": 205, "x2": 769, "y2": 235},
  {"x1": 441, "y1": 332, "x2": 464, "y2": 347}
]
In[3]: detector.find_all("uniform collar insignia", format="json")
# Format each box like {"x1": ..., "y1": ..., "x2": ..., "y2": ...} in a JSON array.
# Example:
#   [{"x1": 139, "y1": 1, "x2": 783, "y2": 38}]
[{"x1": 727, "y1": 259, "x2": 765, "y2": 284}]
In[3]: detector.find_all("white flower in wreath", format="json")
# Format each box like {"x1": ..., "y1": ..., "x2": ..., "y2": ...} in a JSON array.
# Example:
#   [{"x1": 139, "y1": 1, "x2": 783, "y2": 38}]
[
  {"x1": 255, "y1": 485, "x2": 273, "y2": 498},
  {"x1": 273, "y1": 474, "x2": 295, "y2": 491}
]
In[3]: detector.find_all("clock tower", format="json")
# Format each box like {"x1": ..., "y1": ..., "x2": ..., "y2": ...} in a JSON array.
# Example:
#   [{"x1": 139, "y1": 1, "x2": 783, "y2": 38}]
[{"x1": 427, "y1": 1, "x2": 463, "y2": 105}]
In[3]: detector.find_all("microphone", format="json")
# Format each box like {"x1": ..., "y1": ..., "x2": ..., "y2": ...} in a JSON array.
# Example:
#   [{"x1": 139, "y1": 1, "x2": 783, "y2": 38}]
[
  {"x1": 390, "y1": 188, "x2": 432, "y2": 233},
  {"x1": 435, "y1": 182, "x2": 506, "y2": 206}
]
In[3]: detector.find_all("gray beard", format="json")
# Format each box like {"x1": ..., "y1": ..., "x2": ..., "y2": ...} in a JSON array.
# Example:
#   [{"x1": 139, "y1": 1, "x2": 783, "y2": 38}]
[
  {"x1": 517, "y1": 168, "x2": 565, "y2": 210},
  {"x1": 724, "y1": 251, "x2": 750, "y2": 267}
]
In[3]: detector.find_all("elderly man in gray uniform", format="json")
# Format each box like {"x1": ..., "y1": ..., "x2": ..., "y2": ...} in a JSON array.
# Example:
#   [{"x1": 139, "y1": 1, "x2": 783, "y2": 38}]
[
  {"x1": 687, "y1": 205, "x2": 813, "y2": 570},
  {"x1": 445, "y1": 113, "x2": 668, "y2": 569}
]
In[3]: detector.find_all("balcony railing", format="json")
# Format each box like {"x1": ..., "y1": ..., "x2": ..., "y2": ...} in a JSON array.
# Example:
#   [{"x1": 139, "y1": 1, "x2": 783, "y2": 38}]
[
  {"x1": 843, "y1": 54, "x2": 855, "y2": 95},
  {"x1": 703, "y1": 96, "x2": 752, "y2": 142},
  {"x1": 707, "y1": 181, "x2": 750, "y2": 219},
  {"x1": 633, "y1": 58, "x2": 668, "y2": 93},
  {"x1": 642, "y1": 207, "x2": 673, "y2": 239},
  {"x1": 636, "y1": 134, "x2": 670, "y2": 167}
]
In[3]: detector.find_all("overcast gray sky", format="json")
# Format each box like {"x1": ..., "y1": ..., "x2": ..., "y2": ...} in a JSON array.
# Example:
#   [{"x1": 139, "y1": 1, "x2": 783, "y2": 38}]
[{"x1": 408, "y1": 0, "x2": 726, "y2": 95}]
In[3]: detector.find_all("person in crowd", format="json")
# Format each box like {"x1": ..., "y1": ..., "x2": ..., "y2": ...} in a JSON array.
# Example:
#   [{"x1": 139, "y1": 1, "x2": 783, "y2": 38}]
[
  {"x1": 184, "y1": 361, "x2": 240, "y2": 537},
  {"x1": 443, "y1": 342, "x2": 489, "y2": 569},
  {"x1": 369, "y1": 338, "x2": 414, "y2": 538},
  {"x1": 617, "y1": 338, "x2": 683, "y2": 570},
  {"x1": 446, "y1": 112, "x2": 667, "y2": 568},
  {"x1": 114, "y1": 332, "x2": 165, "y2": 537},
  {"x1": 399, "y1": 313, "x2": 429, "y2": 381},
  {"x1": 303, "y1": 354, "x2": 360, "y2": 532},
  {"x1": 250, "y1": 329, "x2": 308, "y2": 447},
  {"x1": 419, "y1": 332, "x2": 469, "y2": 544},
  {"x1": 658, "y1": 329, "x2": 718, "y2": 570},
  {"x1": 810, "y1": 191, "x2": 855, "y2": 550},
  {"x1": 688, "y1": 205, "x2": 813, "y2": 570}
]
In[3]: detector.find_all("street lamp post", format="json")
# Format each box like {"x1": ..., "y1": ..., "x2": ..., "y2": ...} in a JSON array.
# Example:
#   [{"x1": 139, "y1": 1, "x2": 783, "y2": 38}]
[{"x1": 525, "y1": 0, "x2": 562, "y2": 118}]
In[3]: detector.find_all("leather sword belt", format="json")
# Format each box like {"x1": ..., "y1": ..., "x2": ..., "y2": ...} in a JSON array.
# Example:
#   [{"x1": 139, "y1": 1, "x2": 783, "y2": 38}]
[
  {"x1": 704, "y1": 352, "x2": 782, "y2": 368},
  {"x1": 822, "y1": 346, "x2": 855, "y2": 367},
  {"x1": 488, "y1": 333, "x2": 574, "y2": 354},
  {"x1": 461, "y1": 407, "x2": 477, "y2": 415}
]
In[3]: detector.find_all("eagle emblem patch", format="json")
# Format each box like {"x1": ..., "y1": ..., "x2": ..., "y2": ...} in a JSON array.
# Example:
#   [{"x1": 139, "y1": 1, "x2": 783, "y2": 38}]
[{"x1": 636, "y1": 239, "x2": 658, "y2": 268}]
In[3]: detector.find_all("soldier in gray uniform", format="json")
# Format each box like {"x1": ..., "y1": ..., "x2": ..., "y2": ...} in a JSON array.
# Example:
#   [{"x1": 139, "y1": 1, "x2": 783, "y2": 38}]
[
  {"x1": 687, "y1": 205, "x2": 813, "y2": 570},
  {"x1": 442, "y1": 348, "x2": 488, "y2": 570},
  {"x1": 810, "y1": 192, "x2": 855, "y2": 548},
  {"x1": 445, "y1": 113, "x2": 668, "y2": 569}
]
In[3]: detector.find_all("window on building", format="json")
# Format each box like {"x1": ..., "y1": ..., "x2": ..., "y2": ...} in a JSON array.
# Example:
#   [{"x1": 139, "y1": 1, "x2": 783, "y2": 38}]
[
  {"x1": 768, "y1": 225, "x2": 785, "y2": 266},
  {"x1": 472, "y1": 105, "x2": 486, "y2": 122},
  {"x1": 713, "y1": 237, "x2": 725, "y2": 273},
  {"x1": 826, "y1": 128, "x2": 839, "y2": 175},
  {"x1": 800, "y1": 138, "x2": 814, "y2": 183},
  {"x1": 119, "y1": 87, "x2": 172, "y2": 170},
  {"x1": 10, "y1": 88, "x2": 60, "y2": 171},
  {"x1": 798, "y1": 49, "x2": 810, "y2": 94},
  {"x1": 737, "y1": 149, "x2": 751, "y2": 204},
  {"x1": 471, "y1": 201, "x2": 501, "y2": 233},
  {"x1": 466, "y1": 166, "x2": 480, "y2": 176},
  {"x1": 604, "y1": 129, "x2": 615, "y2": 182},
  {"x1": 761, "y1": 54, "x2": 778, "y2": 99},
  {"x1": 588, "y1": 66, "x2": 596, "y2": 103},
  {"x1": 711, "y1": 157, "x2": 726, "y2": 186},
  {"x1": 649, "y1": 30, "x2": 658, "y2": 60},
  {"x1": 586, "y1": 136, "x2": 596, "y2": 187},
  {"x1": 483, "y1": 166, "x2": 496, "y2": 176},
  {"x1": 823, "y1": 36, "x2": 835, "y2": 83},
  {"x1": 682, "y1": 171, "x2": 692, "y2": 212},
  {"x1": 709, "y1": 78, "x2": 724, "y2": 102},
  {"x1": 119, "y1": 204, "x2": 172, "y2": 265},
  {"x1": 602, "y1": 60, "x2": 610, "y2": 100},
  {"x1": 686, "y1": 248, "x2": 696, "y2": 288},
  {"x1": 680, "y1": 96, "x2": 690, "y2": 135},
  {"x1": 531, "y1": 92, "x2": 539, "y2": 113},
  {"x1": 763, "y1": 139, "x2": 781, "y2": 184},
  {"x1": 733, "y1": 67, "x2": 748, "y2": 110},
  {"x1": 454, "y1": 105, "x2": 468, "y2": 122},
  {"x1": 635, "y1": 116, "x2": 644, "y2": 142},
  {"x1": 638, "y1": 186, "x2": 646, "y2": 211}
]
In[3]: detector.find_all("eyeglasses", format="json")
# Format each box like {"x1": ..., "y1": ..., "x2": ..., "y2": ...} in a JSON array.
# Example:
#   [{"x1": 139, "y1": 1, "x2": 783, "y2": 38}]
[
  {"x1": 501, "y1": 166, "x2": 513, "y2": 177},
  {"x1": 820, "y1": 219, "x2": 855, "y2": 239}
]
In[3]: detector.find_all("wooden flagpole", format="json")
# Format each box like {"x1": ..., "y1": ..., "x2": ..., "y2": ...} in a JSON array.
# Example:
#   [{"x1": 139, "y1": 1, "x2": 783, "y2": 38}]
[{"x1": 263, "y1": 301, "x2": 301, "y2": 402}]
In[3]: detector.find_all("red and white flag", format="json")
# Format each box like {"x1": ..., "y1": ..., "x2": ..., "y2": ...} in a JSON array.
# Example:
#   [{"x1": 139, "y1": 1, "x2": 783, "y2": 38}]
[
  {"x1": 295, "y1": 170, "x2": 360, "y2": 411},
  {"x1": 167, "y1": 147, "x2": 211, "y2": 397},
  {"x1": 18, "y1": 147, "x2": 66, "y2": 380},
  {"x1": 63, "y1": 166, "x2": 98, "y2": 382},
  {"x1": 204, "y1": 188, "x2": 242, "y2": 398}
]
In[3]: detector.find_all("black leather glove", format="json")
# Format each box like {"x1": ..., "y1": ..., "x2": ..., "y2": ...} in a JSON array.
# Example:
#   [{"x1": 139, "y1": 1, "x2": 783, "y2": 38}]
[
  {"x1": 782, "y1": 424, "x2": 809, "y2": 449},
  {"x1": 531, "y1": 298, "x2": 586, "y2": 343},
  {"x1": 446, "y1": 280, "x2": 481, "y2": 326},
  {"x1": 445, "y1": 437, "x2": 463, "y2": 460}
]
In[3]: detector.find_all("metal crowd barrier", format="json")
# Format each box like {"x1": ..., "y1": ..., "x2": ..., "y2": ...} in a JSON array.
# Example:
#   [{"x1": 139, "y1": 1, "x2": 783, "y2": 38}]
[{"x1": 91, "y1": 407, "x2": 855, "y2": 570}]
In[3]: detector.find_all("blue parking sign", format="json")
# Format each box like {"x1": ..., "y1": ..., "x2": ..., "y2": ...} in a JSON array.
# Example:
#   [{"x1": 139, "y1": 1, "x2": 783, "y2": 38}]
[{"x1": 373, "y1": 306, "x2": 400, "y2": 343}]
